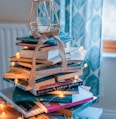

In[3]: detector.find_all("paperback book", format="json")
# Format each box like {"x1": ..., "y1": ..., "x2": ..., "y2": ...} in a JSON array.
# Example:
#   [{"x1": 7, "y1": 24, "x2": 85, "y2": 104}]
[
  {"x1": 35, "y1": 86, "x2": 94, "y2": 113},
  {"x1": 0, "y1": 87, "x2": 44, "y2": 118},
  {"x1": 13, "y1": 87, "x2": 79, "y2": 103},
  {"x1": 18, "y1": 49, "x2": 59, "y2": 60},
  {"x1": 30, "y1": 78, "x2": 83, "y2": 96}
]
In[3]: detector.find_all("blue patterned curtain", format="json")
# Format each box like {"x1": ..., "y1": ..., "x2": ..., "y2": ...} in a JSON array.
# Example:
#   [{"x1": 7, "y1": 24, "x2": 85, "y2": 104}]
[{"x1": 55, "y1": 0, "x2": 103, "y2": 96}]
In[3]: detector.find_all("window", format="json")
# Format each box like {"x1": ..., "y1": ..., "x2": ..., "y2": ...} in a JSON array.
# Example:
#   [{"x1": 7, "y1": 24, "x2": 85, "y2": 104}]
[{"x1": 102, "y1": 0, "x2": 116, "y2": 53}]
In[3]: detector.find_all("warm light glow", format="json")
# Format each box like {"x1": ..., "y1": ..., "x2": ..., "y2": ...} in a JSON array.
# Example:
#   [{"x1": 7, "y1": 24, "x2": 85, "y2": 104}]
[
  {"x1": 11, "y1": 62, "x2": 15, "y2": 67},
  {"x1": 17, "y1": 117, "x2": 23, "y2": 119},
  {"x1": 17, "y1": 115, "x2": 24, "y2": 119},
  {"x1": 2, "y1": 112, "x2": 6, "y2": 116},
  {"x1": 74, "y1": 75, "x2": 78, "y2": 80},
  {"x1": 79, "y1": 46, "x2": 84, "y2": 50},
  {"x1": 15, "y1": 78, "x2": 18, "y2": 84},
  {"x1": 16, "y1": 52, "x2": 20, "y2": 58},
  {"x1": 84, "y1": 63, "x2": 88, "y2": 68},
  {"x1": 58, "y1": 92, "x2": 65, "y2": 98},
  {"x1": 24, "y1": 46, "x2": 28, "y2": 49},
  {"x1": 0, "y1": 103, "x2": 5, "y2": 109}
]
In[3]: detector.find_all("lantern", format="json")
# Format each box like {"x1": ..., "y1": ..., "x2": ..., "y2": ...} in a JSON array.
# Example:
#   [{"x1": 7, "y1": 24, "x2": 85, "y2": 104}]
[{"x1": 29, "y1": 0, "x2": 59, "y2": 34}]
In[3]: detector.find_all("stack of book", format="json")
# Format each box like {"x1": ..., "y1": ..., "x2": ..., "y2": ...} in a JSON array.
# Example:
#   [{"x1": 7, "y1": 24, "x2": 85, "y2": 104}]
[{"x1": 0, "y1": 34, "x2": 95, "y2": 119}]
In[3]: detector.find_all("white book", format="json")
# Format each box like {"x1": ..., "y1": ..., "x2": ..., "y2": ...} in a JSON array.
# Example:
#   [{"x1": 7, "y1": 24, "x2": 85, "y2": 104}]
[{"x1": 19, "y1": 49, "x2": 59, "y2": 60}]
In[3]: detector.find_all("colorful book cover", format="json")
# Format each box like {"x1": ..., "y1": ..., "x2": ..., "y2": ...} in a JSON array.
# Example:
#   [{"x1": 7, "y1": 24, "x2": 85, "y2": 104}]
[
  {"x1": 36, "y1": 86, "x2": 94, "y2": 113},
  {"x1": 30, "y1": 79, "x2": 83, "y2": 96},
  {"x1": 13, "y1": 87, "x2": 78, "y2": 103}
]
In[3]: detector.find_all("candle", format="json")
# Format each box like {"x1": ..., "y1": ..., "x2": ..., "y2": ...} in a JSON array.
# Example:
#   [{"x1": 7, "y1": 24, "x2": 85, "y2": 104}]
[
  {"x1": 16, "y1": 52, "x2": 20, "y2": 58},
  {"x1": 36, "y1": 17, "x2": 50, "y2": 33}
]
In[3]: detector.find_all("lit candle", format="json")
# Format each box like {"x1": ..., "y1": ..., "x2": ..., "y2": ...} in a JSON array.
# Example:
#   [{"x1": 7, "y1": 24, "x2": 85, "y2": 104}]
[{"x1": 16, "y1": 52, "x2": 20, "y2": 58}]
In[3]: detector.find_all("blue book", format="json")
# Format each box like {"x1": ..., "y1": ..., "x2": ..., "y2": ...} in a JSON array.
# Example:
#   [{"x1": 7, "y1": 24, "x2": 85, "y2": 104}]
[
  {"x1": 16, "y1": 32, "x2": 71, "y2": 45},
  {"x1": 13, "y1": 87, "x2": 78, "y2": 103}
]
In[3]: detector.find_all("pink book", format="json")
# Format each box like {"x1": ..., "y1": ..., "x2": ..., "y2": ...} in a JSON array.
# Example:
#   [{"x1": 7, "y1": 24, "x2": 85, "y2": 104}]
[{"x1": 36, "y1": 86, "x2": 94, "y2": 113}]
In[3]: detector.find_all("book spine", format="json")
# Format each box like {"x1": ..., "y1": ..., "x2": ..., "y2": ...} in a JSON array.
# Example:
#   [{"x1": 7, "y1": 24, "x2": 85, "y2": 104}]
[{"x1": 31, "y1": 80, "x2": 83, "y2": 96}]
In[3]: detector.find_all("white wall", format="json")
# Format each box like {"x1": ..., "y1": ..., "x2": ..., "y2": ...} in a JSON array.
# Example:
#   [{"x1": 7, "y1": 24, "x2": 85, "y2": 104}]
[
  {"x1": 94, "y1": 57, "x2": 116, "y2": 119},
  {"x1": 0, "y1": 0, "x2": 31, "y2": 23}
]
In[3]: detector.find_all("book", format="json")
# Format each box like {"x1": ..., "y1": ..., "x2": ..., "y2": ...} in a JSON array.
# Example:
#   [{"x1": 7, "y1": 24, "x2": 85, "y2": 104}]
[
  {"x1": 9, "y1": 56, "x2": 61, "y2": 65},
  {"x1": 30, "y1": 78, "x2": 83, "y2": 96},
  {"x1": 57, "y1": 96, "x2": 97, "y2": 117},
  {"x1": 35, "y1": 86, "x2": 94, "y2": 113},
  {"x1": 16, "y1": 41, "x2": 54, "y2": 49},
  {"x1": 54, "y1": 72, "x2": 82, "y2": 82},
  {"x1": 76, "y1": 107, "x2": 103, "y2": 119},
  {"x1": 28, "y1": 112, "x2": 68, "y2": 119},
  {"x1": 12, "y1": 87, "x2": 78, "y2": 103},
  {"x1": 19, "y1": 49, "x2": 59, "y2": 60},
  {"x1": 5, "y1": 62, "x2": 82, "y2": 80},
  {"x1": 13, "y1": 61, "x2": 52, "y2": 69},
  {"x1": 0, "y1": 87, "x2": 44, "y2": 118},
  {"x1": 16, "y1": 35, "x2": 71, "y2": 45},
  {"x1": 3, "y1": 75, "x2": 56, "y2": 91}
]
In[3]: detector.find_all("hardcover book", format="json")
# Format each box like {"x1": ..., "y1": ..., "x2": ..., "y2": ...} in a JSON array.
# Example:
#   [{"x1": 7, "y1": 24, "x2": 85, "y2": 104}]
[{"x1": 35, "y1": 86, "x2": 94, "y2": 113}]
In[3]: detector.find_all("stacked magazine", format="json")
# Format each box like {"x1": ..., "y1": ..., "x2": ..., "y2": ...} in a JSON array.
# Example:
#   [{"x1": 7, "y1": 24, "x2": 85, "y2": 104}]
[{"x1": 0, "y1": 33, "x2": 95, "y2": 119}]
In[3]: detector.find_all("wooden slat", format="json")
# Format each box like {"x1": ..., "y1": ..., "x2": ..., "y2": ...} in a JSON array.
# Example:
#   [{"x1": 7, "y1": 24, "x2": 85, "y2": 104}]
[{"x1": 103, "y1": 40, "x2": 116, "y2": 52}]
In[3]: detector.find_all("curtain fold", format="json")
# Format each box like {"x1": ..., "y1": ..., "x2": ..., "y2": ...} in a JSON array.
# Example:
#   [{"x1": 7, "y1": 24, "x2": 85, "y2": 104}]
[{"x1": 55, "y1": 0, "x2": 103, "y2": 96}]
